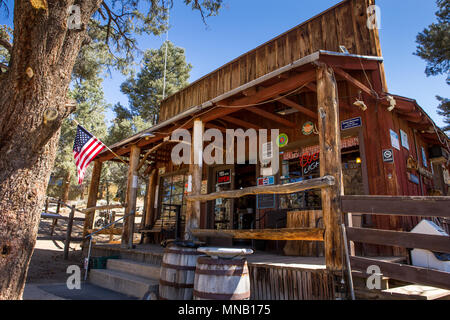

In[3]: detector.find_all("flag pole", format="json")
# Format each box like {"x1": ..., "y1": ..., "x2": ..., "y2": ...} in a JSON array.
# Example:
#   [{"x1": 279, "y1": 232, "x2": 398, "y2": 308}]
[{"x1": 71, "y1": 118, "x2": 129, "y2": 166}]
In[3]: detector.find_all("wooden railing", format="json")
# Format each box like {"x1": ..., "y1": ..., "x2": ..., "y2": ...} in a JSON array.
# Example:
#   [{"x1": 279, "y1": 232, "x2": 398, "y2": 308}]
[
  {"x1": 342, "y1": 195, "x2": 450, "y2": 290},
  {"x1": 189, "y1": 176, "x2": 334, "y2": 242},
  {"x1": 41, "y1": 197, "x2": 85, "y2": 259}
]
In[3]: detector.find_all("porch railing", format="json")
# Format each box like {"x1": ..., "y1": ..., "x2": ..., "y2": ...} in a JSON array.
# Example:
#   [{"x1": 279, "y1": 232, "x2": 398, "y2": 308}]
[{"x1": 341, "y1": 195, "x2": 450, "y2": 291}]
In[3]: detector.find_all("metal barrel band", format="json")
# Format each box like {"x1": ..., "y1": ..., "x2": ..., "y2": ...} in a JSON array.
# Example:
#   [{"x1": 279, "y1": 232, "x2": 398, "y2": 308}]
[
  {"x1": 197, "y1": 257, "x2": 247, "y2": 266},
  {"x1": 195, "y1": 268, "x2": 248, "y2": 277},
  {"x1": 164, "y1": 248, "x2": 204, "y2": 256},
  {"x1": 159, "y1": 279, "x2": 194, "y2": 289},
  {"x1": 193, "y1": 290, "x2": 250, "y2": 300},
  {"x1": 161, "y1": 262, "x2": 196, "y2": 271}
]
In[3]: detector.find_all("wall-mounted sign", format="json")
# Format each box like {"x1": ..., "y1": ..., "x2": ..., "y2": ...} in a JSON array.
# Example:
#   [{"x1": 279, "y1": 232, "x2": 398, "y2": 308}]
[
  {"x1": 406, "y1": 156, "x2": 419, "y2": 171},
  {"x1": 341, "y1": 117, "x2": 362, "y2": 131},
  {"x1": 407, "y1": 172, "x2": 420, "y2": 185},
  {"x1": 158, "y1": 167, "x2": 166, "y2": 175},
  {"x1": 201, "y1": 180, "x2": 208, "y2": 195},
  {"x1": 277, "y1": 134, "x2": 289, "y2": 148},
  {"x1": 262, "y1": 142, "x2": 273, "y2": 160},
  {"x1": 400, "y1": 130, "x2": 410, "y2": 150},
  {"x1": 421, "y1": 147, "x2": 428, "y2": 168},
  {"x1": 302, "y1": 122, "x2": 315, "y2": 136},
  {"x1": 282, "y1": 137, "x2": 359, "y2": 161},
  {"x1": 390, "y1": 130, "x2": 400, "y2": 151},
  {"x1": 257, "y1": 176, "x2": 275, "y2": 186},
  {"x1": 382, "y1": 149, "x2": 394, "y2": 163},
  {"x1": 217, "y1": 169, "x2": 231, "y2": 185}
]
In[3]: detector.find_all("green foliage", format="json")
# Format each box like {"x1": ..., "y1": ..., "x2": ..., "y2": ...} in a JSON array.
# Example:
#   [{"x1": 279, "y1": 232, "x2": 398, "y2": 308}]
[
  {"x1": 436, "y1": 96, "x2": 450, "y2": 131},
  {"x1": 415, "y1": 0, "x2": 450, "y2": 131},
  {"x1": 120, "y1": 41, "x2": 192, "y2": 124},
  {"x1": 48, "y1": 76, "x2": 108, "y2": 198},
  {"x1": 0, "y1": 24, "x2": 12, "y2": 72}
]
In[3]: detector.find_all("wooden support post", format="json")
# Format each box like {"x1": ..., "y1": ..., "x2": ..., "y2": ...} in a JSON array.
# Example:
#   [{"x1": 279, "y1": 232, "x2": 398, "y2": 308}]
[
  {"x1": 122, "y1": 144, "x2": 141, "y2": 248},
  {"x1": 64, "y1": 205, "x2": 75, "y2": 260},
  {"x1": 82, "y1": 160, "x2": 102, "y2": 248},
  {"x1": 185, "y1": 119, "x2": 203, "y2": 240},
  {"x1": 50, "y1": 199, "x2": 61, "y2": 236},
  {"x1": 144, "y1": 168, "x2": 158, "y2": 244},
  {"x1": 316, "y1": 64, "x2": 345, "y2": 272}
]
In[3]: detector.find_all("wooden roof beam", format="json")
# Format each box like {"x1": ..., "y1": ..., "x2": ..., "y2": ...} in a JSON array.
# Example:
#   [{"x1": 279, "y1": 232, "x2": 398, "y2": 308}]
[
  {"x1": 200, "y1": 69, "x2": 317, "y2": 124},
  {"x1": 277, "y1": 96, "x2": 318, "y2": 120},
  {"x1": 247, "y1": 106, "x2": 296, "y2": 128},
  {"x1": 333, "y1": 67, "x2": 377, "y2": 99},
  {"x1": 221, "y1": 115, "x2": 263, "y2": 130}
]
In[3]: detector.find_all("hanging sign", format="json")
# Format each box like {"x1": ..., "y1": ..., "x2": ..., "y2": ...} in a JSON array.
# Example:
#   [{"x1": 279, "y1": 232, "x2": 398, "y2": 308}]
[
  {"x1": 341, "y1": 117, "x2": 362, "y2": 131},
  {"x1": 277, "y1": 134, "x2": 289, "y2": 148},
  {"x1": 217, "y1": 169, "x2": 231, "y2": 185},
  {"x1": 390, "y1": 130, "x2": 400, "y2": 151},
  {"x1": 400, "y1": 130, "x2": 410, "y2": 150},
  {"x1": 302, "y1": 122, "x2": 315, "y2": 136},
  {"x1": 382, "y1": 149, "x2": 394, "y2": 163}
]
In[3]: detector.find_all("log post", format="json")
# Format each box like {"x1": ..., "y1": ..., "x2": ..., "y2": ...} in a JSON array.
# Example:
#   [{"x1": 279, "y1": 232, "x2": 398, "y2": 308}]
[
  {"x1": 122, "y1": 144, "x2": 141, "y2": 248},
  {"x1": 144, "y1": 167, "x2": 158, "y2": 244},
  {"x1": 316, "y1": 64, "x2": 345, "y2": 272},
  {"x1": 185, "y1": 119, "x2": 203, "y2": 240},
  {"x1": 63, "y1": 205, "x2": 75, "y2": 260},
  {"x1": 82, "y1": 160, "x2": 102, "y2": 248}
]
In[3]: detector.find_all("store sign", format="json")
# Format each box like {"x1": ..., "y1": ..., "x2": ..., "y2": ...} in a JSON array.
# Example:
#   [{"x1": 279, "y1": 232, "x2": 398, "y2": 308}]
[
  {"x1": 217, "y1": 169, "x2": 231, "y2": 185},
  {"x1": 282, "y1": 137, "x2": 359, "y2": 161},
  {"x1": 257, "y1": 176, "x2": 275, "y2": 186},
  {"x1": 277, "y1": 134, "x2": 289, "y2": 148},
  {"x1": 302, "y1": 122, "x2": 315, "y2": 136},
  {"x1": 390, "y1": 130, "x2": 400, "y2": 151},
  {"x1": 341, "y1": 117, "x2": 362, "y2": 131},
  {"x1": 400, "y1": 130, "x2": 410, "y2": 150},
  {"x1": 382, "y1": 149, "x2": 394, "y2": 163},
  {"x1": 407, "y1": 173, "x2": 420, "y2": 185}
]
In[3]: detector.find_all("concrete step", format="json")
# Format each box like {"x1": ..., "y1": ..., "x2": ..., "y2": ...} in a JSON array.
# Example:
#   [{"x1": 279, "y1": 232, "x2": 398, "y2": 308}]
[
  {"x1": 89, "y1": 269, "x2": 158, "y2": 299},
  {"x1": 107, "y1": 259, "x2": 160, "y2": 280}
]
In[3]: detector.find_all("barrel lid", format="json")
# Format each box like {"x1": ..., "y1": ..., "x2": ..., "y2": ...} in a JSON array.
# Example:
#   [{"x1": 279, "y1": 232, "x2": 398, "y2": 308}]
[{"x1": 197, "y1": 247, "x2": 253, "y2": 259}]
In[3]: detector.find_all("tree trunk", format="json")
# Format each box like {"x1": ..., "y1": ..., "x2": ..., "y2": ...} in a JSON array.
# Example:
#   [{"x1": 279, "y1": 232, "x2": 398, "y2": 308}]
[
  {"x1": 0, "y1": 0, "x2": 103, "y2": 299},
  {"x1": 61, "y1": 171, "x2": 71, "y2": 203}
]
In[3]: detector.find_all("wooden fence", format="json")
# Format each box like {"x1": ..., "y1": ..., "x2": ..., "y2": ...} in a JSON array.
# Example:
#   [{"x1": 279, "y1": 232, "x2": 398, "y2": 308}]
[
  {"x1": 342, "y1": 195, "x2": 450, "y2": 290},
  {"x1": 41, "y1": 197, "x2": 85, "y2": 259}
]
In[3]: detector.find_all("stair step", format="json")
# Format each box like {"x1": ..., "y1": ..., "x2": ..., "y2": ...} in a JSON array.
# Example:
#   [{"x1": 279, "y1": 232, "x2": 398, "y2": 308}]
[
  {"x1": 89, "y1": 269, "x2": 158, "y2": 299},
  {"x1": 107, "y1": 259, "x2": 160, "y2": 280},
  {"x1": 355, "y1": 285, "x2": 450, "y2": 300}
]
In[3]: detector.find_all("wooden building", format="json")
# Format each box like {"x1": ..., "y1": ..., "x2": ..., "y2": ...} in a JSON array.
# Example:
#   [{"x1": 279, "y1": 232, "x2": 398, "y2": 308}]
[{"x1": 85, "y1": 0, "x2": 450, "y2": 299}]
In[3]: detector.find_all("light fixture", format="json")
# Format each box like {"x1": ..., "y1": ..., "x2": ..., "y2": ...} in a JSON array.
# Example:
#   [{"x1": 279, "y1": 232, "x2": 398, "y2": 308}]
[
  {"x1": 356, "y1": 157, "x2": 362, "y2": 164},
  {"x1": 141, "y1": 132, "x2": 155, "y2": 140},
  {"x1": 353, "y1": 99, "x2": 367, "y2": 111},
  {"x1": 386, "y1": 95, "x2": 396, "y2": 112},
  {"x1": 275, "y1": 107, "x2": 299, "y2": 116}
]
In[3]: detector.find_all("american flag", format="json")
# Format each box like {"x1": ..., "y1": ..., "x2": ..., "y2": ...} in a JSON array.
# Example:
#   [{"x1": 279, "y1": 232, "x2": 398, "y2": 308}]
[{"x1": 73, "y1": 125, "x2": 105, "y2": 184}]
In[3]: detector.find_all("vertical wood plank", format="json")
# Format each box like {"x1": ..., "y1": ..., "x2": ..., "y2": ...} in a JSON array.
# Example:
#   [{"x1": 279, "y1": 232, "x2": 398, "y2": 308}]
[{"x1": 122, "y1": 144, "x2": 141, "y2": 248}]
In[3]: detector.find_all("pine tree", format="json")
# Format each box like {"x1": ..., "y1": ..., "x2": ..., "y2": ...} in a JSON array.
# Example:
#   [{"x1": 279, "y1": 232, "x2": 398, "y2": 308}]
[
  {"x1": 415, "y1": 0, "x2": 450, "y2": 131},
  {"x1": 120, "y1": 41, "x2": 192, "y2": 124}
]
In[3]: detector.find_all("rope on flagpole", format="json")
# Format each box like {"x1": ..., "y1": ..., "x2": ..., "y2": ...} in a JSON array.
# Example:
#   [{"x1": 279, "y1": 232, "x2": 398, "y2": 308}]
[{"x1": 70, "y1": 118, "x2": 129, "y2": 166}]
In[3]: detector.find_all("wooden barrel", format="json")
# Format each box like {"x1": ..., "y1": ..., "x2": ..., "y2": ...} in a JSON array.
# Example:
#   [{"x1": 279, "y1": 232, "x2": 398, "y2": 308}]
[
  {"x1": 159, "y1": 244, "x2": 203, "y2": 300},
  {"x1": 193, "y1": 257, "x2": 250, "y2": 300}
]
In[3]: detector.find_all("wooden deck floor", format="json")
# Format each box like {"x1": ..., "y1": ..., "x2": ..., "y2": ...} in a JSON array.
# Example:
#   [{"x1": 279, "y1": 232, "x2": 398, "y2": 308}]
[{"x1": 92, "y1": 243, "x2": 405, "y2": 271}]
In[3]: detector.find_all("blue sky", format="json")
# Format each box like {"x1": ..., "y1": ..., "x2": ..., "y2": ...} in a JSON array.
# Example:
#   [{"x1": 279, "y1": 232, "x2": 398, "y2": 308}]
[{"x1": 1, "y1": 1, "x2": 448, "y2": 127}]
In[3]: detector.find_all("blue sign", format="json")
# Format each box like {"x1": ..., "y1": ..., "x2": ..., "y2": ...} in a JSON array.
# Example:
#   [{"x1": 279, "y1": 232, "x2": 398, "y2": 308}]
[
  {"x1": 341, "y1": 117, "x2": 362, "y2": 131},
  {"x1": 408, "y1": 173, "x2": 420, "y2": 185}
]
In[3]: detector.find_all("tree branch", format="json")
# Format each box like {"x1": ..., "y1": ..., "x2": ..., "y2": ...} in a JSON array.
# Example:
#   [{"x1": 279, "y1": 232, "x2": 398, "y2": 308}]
[{"x1": 0, "y1": 38, "x2": 12, "y2": 55}]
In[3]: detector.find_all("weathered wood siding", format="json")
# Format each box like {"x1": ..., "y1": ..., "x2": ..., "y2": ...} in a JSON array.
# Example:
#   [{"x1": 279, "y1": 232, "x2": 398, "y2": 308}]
[
  {"x1": 249, "y1": 265, "x2": 335, "y2": 300},
  {"x1": 159, "y1": 0, "x2": 382, "y2": 122}
]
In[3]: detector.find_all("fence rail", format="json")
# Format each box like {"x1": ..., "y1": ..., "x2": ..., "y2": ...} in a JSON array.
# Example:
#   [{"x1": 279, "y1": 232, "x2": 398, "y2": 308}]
[{"x1": 342, "y1": 195, "x2": 450, "y2": 291}]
